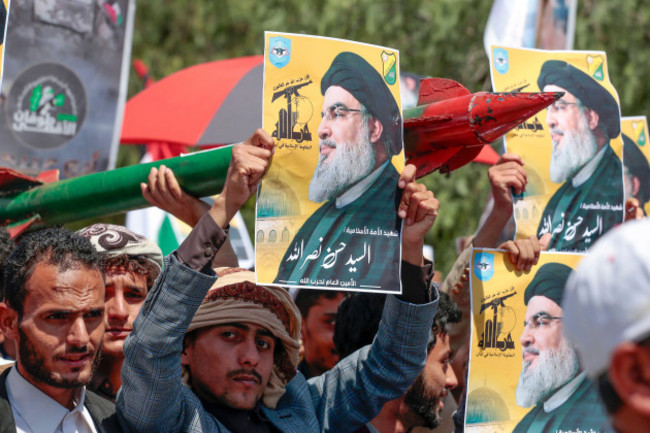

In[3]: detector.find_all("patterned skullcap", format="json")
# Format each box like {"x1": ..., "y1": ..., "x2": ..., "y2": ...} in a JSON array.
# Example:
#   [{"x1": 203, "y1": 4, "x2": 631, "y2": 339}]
[{"x1": 77, "y1": 223, "x2": 163, "y2": 272}]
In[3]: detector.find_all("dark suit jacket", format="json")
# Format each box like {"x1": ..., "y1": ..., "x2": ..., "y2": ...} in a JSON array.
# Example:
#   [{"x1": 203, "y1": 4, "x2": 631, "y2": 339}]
[{"x1": 0, "y1": 367, "x2": 122, "y2": 433}]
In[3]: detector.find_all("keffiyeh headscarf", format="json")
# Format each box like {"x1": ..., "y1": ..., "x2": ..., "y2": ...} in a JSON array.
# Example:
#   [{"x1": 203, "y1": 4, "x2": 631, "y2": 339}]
[
  {"x1": 183, "y1": 267, "x2": 301, "y2": 409},
  {"x1": 77, "y1": 223, "x2": 163, "y2": 272}
]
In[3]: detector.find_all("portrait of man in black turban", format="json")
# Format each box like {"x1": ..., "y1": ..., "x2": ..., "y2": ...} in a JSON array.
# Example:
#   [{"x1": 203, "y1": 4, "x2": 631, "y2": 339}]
[
  {"x1": 536, "y1": 60, "x2": 624, "y2": 251},
  {"x1": 275, "y1": 51, "x2": 404, "y2": 292}
]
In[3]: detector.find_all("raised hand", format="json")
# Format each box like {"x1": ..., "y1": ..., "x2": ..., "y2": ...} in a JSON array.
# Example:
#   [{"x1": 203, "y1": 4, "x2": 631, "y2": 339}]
[
  {"x1": 211, "y1": 129, "x2": 275, "y2": 228},
  {"x1": 398, "y1": 164, "x2": 439, "y2": 265},
  {"x1": 488, "y1": 153, "x2": 527, "y2": 215},
  {"x1": 498, "y1": 233, "x2": 551, "y2": 272},
  {"x1": 141, "y1": 165, "x2": 210, "y2": 227}
]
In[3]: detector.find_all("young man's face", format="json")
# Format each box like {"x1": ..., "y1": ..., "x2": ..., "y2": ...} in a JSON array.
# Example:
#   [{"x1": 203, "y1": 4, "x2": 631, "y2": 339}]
[
  {"x1": 403, "y1": 332, "x2": 457, "y2": 429},
  {"x1": 102, "y1": 267, "x2": 148, "y2": 358},
  {"x1": 12, "y1": 262, "x2": 105, "y2": 394},
  {"x1": 182, "y1": 322, "x2": 276, "y2": 410},
  {"x1": 301, "y1": 293, "x2": 346, "y2": 376}
]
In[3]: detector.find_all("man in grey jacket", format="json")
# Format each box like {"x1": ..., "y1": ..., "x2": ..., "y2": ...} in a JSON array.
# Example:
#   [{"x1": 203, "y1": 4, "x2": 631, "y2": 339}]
[{"x1": 116, "y1": 129, "x2": 441, "y2": 432}]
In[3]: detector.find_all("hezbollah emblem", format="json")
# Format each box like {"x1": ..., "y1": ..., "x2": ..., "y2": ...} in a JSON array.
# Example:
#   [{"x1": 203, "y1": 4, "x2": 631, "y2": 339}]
[
  {"x1": 633, "y1": 120, "x2": 647, "y2": 147},
  {"x1": 381, "y1": 51, "x2": 397, "y2": 85},
  {"x1": 586, "y1": 54, "x2": 605, "y2": 81}
]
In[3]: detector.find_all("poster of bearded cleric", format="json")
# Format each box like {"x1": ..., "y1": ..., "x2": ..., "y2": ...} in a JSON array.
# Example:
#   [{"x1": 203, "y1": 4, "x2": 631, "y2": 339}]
[
  {"x1": 465, "y1": 249, "x2": 608, "y2": 433},
  {"x1": 490, "y1": 47, "x2": 625, "y2": 252},
  {"x1": 621, "y1": 116, "x2": 650, "y2": 216},
  {"x1": 0, "y1": 0, "x2": 8, "y2": 85},
  {"x1": 0, "y1": 0, "x2": 134, "y2": 179},
  {"x1": 256, "y1": 32, "x2": 404, "y2": 293}
]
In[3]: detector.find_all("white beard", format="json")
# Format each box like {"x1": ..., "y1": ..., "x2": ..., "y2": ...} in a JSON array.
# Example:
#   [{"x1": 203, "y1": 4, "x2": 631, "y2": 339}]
[
  {"x1": 515, "y1": 336, "x2": 580, "y2": 408},
  {"x1": 308, "y1": 120, "x2": 376, "y2": 203},
  {"x1": 549, "y1": 110, "x2": 598, "y2": 183}
]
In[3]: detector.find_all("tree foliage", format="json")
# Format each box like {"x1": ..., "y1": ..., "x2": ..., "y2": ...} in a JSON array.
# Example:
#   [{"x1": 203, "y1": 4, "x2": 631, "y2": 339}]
[{"x1": 112, "y1": 0, "x2": 650, "y2": 275}]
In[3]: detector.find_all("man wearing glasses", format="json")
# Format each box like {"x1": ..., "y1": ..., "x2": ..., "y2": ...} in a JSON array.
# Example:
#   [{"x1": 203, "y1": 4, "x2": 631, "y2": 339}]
[
  {"x1": 536, "y1": 60, "x2": 624, "y2": 252},
  {"x1": 275, "y1": 51, "x2": 404, "y2": 291},
  {"x1": 513, "y1": 262, "x2": 607, "y2": 432}
]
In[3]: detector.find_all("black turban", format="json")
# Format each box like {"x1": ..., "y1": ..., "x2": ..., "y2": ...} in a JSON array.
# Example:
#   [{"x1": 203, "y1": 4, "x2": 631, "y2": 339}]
[
  {"x1": 524, "y1": 262, "x2": 573, "y2": 306},
  {"x1": 623, "y1": 133, "x2": 650, "y2": 205},
  {"x1": 537, "y1": 60, "x2": 620, "y2": 139},
  {"x1": 321, "y1": 52, "x2": 402, "y2": 155}
]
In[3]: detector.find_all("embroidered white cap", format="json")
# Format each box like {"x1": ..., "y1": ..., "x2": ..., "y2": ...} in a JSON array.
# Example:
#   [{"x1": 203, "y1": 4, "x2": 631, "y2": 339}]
[{"x1": 563, "y1": 218, "x2": 650, "y2": 378}]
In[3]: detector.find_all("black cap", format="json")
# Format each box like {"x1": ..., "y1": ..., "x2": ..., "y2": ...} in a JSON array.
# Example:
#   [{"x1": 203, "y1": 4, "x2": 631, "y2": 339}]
[
  {"x1": 524, "y1": 262, "x2": 573, "y2": 306},
  {"x1": 538, "y1": 60, "x2": 620, "y2": 139},
  {"x1": 623, "y1": 133, "x2": 650, "y2": 205},
  {"x1": 321, "y1": 52, "x2": 402, "y2": 155}
]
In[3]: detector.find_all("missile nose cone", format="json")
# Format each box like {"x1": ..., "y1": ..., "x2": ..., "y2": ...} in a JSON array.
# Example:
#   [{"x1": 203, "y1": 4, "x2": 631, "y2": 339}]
[{"x1": 472, "y1": 91, "x2": 560, "y2": 143}]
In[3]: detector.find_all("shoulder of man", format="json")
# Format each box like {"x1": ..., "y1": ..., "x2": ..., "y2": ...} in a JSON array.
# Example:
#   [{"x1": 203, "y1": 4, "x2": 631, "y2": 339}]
[
  {"x1": 85, "y1": 390, "x2": 123, "y2": 433},
  {"x1": 263, "y1": 372, "x2": 321, "y2": 432},
  {"x1": 0, "y1": 368, "x2": 15, "y2": 432}
]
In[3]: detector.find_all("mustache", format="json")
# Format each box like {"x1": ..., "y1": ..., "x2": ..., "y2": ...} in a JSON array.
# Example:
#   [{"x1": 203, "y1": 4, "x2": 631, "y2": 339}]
[
  {"x1": 227, "y1": 368, "x2": 262, "y2": 384},
  {"x1": 320, "y1": 139, "x2": 337, "y2": 149},
  {"x1": 549, "y1": 128, "x2": 564, "y2": 136},
  {"x1": 65, "y1": 345, "x2": 93, "y2": 355},
  {"x1": 522, "y1": 346, "x2": 540, "y2": 356}
]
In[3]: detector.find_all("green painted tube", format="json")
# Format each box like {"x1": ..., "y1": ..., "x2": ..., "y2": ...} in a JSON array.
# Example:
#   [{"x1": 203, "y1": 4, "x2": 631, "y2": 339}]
[{"x1": 0, "y1": 146, "x2": 233, "y2": 226}]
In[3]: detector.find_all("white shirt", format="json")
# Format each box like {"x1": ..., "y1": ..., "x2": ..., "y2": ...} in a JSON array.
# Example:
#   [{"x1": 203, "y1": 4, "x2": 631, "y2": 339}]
[{"x1": 5, "y1": 367, "x2": 97, "y2": 433}]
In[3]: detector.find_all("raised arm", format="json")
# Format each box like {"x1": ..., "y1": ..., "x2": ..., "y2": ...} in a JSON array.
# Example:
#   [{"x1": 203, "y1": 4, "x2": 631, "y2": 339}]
[
  {"x1": 442, "y1": 153, "x2": 548, "y2": 352},
  {"x1": 473, "y1": 153, "x2": 526, "y2": 248},
  {"x1": 141, "y1": 164, "x2": 210, "y2": 227},
  {"x1": 117, "y1": 130, "x2": 274, "y2": 432},
  {"x1": 305, "y1": 165, "x2": 440, "y2": 431}
]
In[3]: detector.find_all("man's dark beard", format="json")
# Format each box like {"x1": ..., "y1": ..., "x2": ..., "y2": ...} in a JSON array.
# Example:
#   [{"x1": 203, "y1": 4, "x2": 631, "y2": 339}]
[
  {"x1": 403, "y1": 373, "x2": 441, "y2": 429},
  {"x1": 18, "y1": 325, "x2": 101, "y2": 389}
]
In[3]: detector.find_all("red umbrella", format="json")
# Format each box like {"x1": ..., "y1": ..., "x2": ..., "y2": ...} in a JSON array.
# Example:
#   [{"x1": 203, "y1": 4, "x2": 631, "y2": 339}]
[{"x1": 121, "y1": 55, "x2": 263, "y2": 147}]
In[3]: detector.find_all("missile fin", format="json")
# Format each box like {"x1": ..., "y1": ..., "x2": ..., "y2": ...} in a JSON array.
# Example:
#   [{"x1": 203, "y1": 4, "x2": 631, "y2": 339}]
[
  {"x1": 37, "y1": 169, "x2": 60, "y2": 184},
  {"x1": 417, "y1": 77, "x2": 470, "y2": 106},
  {"x1": 0, "y1": 168, "x2": 45, "y2": 198},
  {"x1": 6, "y1": 215, "x2": 42, "y2": 238}
]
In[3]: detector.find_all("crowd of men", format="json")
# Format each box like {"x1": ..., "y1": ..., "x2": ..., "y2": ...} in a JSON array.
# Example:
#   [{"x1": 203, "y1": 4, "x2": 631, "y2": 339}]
[{"x1": 0, "y1": 50, "x2": 648, "y2": 433}]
